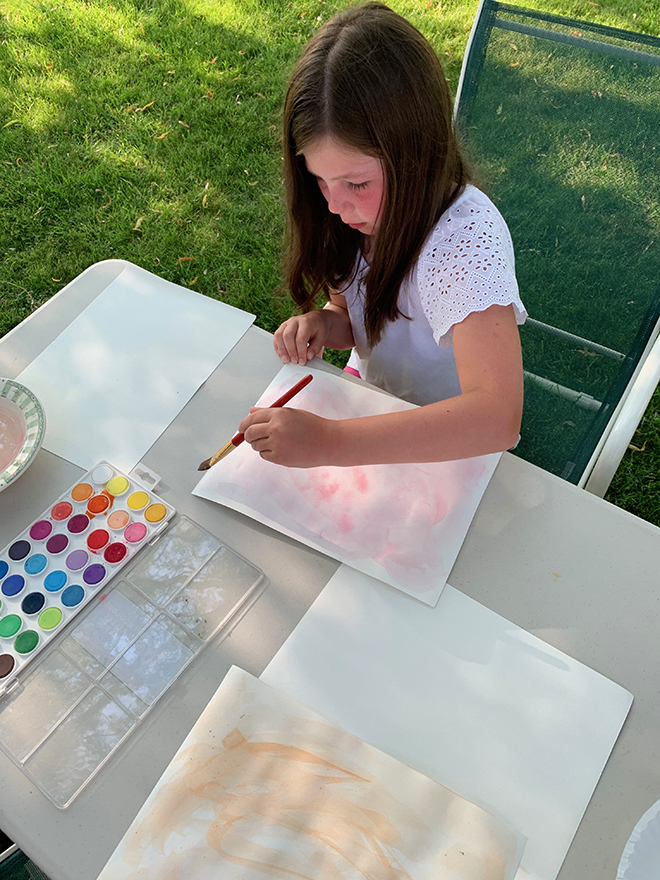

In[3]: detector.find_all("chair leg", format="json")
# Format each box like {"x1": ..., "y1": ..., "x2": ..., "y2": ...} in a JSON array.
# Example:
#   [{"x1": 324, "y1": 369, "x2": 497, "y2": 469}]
[{"x1": 583, "y1": 333, "x2": 660, "y2": 496}]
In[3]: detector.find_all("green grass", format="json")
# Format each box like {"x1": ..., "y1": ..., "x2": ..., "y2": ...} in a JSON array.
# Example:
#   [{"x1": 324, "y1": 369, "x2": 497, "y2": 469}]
[{"x1": 0, "y1": 0, "x2": 658, "y2": 524}]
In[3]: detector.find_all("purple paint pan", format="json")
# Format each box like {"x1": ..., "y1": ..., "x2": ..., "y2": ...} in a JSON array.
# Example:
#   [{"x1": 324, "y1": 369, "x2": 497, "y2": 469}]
[
  {"x1": 82, "y1": 564, "x2": 106, "y2": 586},
  {"x1": 46, "y1": 534, "x2": 69, "y2": 555},
  {"x1": 67, "y1": 515, "x2": 89, "y2": 535},
  {"x1": 66, "y1": 550, "x2": 88, "y2": 572}
]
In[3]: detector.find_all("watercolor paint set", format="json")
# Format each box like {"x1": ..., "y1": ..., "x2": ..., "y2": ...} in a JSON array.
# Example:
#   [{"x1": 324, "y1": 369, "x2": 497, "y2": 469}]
[
  {"x1": 0, "y1": 515, "x2": 267, "y2": 808},
  {"x1": 0, "y1": 461, "x2": 176, "y2": 695}
]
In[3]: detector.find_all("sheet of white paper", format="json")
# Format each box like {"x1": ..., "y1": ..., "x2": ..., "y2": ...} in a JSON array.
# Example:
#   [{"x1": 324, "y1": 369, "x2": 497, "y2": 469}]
[
  {"x1": 98, "y1": 666, "x2": 526, "y2": 880},
  {"x1": 194, "y1": 363, "x2": 501, "y2": 606},
  {"x1": 261, "y1": 565, "x2": 633, "y2": 880},
  {"x1": 17, "y1": 264, "x2": 255, "y2": 472}
]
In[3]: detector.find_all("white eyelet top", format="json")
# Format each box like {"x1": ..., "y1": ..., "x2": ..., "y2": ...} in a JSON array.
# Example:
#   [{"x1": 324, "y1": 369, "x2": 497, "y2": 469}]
[{"x1": 343, "y1": 185, "x2": 527, "y2": 406}]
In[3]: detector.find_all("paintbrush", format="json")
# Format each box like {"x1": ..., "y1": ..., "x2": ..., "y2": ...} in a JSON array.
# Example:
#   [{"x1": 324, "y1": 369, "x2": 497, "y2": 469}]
[{"x1": 197, "y1": 373, "x2": 314, "y2": 471}]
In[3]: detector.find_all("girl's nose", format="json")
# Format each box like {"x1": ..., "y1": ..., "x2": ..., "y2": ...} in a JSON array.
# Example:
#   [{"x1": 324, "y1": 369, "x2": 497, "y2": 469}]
[{"x1": 326, "y1": 188, "x2": 347, "y2": 215}]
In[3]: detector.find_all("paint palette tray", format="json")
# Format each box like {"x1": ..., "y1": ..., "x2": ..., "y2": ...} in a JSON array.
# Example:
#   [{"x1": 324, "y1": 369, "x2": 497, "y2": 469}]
[
  {"x1": 0, "y1": 516, "x2": 267, "y2": 808},
  {"x1": 0, "y1": 461, "x2": 175, "y2": 694}
]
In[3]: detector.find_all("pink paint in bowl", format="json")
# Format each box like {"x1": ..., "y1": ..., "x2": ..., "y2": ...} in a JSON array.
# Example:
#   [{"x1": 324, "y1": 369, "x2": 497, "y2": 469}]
[
  {"x1": 0, "y1": 399, "x2": 26, "y2": 472},
  {"x1": 0, "y1": 378, "x2": 45, "y2": 493}
]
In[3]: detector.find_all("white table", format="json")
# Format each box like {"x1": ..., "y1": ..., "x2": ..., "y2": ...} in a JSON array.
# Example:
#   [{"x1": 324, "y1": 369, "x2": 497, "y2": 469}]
[{"x1": 1, "y1": 261, "x2": 659, "y2": 880}]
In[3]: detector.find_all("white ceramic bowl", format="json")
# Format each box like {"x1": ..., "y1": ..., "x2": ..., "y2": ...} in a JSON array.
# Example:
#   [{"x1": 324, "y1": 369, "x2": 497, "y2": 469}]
[
  {"x1": 618, "y1": 797, "x2": 660, "y2": 879},
  {"x1": 0, "y1": 378, "x2": 46, "y2": 492}
]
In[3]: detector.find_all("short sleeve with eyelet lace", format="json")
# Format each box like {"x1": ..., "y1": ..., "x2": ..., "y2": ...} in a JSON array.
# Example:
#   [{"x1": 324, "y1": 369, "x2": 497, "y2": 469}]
[{"x1": 417, "y1": 187, "x2": 527, "y2": 349}]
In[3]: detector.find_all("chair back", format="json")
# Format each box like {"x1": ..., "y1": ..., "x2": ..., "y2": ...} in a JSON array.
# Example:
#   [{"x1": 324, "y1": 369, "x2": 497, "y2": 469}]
[{"x1": 456, "y1": 0, "x2": 660, "y2": 482}]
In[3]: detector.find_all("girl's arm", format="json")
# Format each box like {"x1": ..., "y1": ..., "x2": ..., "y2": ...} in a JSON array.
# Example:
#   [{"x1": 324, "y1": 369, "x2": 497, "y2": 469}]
[
  {"x1": 273, "y1": 294, "x2": 354, "y2": 364},
  {"x1": 242, "y1": 303, "x2": 522, "y2": 467}
]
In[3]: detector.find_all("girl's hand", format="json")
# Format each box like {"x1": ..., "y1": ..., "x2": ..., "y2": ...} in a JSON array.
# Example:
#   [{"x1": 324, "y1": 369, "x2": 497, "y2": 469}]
[
  {"x1": 273, "y1": 297, "x2": 355, "y2": 364},
  {"x1": 274, "y1": 312, "x2": 329, "y2": 365},
  {"x1": 239, "y1": 406, "x2": 337, "y2": 467}
]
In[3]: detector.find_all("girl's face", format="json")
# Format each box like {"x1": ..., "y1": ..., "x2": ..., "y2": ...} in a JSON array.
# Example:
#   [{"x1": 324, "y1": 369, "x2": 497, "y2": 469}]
[{"x1": 302, "y1": 137, "x2": 385, "y2": 237}]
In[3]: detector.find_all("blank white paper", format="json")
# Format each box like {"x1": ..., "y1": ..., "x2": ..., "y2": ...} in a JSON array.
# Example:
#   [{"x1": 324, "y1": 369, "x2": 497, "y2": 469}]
[
  {"x1": 17, "y1": 264, "x2": 255, "y2": 472},
  {"x1": 261, "y1": 565, "x2": 633, "y2": 880}
]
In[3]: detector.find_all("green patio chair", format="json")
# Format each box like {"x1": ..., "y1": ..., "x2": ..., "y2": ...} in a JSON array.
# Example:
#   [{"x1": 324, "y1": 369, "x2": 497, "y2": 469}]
[
  {"x1": 455, "y1": 0, "x2": 660, "y2": 494},
  {"x1": 0, "y1": 847, "x2": 49, "y2": 880}
]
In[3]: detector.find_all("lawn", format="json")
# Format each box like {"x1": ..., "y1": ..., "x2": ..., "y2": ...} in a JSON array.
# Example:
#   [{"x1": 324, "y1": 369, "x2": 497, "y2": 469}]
[{"x1": 0, "y1": 0, "x2": 658, "y2": 523}]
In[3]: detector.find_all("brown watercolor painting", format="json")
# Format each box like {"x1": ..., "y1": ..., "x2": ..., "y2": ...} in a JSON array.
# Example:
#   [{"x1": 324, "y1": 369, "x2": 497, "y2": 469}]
[{"x1": 98, "y1": 667, "x2": 525, "y2": 880}]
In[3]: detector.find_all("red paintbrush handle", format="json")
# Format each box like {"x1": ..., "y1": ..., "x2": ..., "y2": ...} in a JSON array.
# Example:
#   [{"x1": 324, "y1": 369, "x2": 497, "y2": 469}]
[
  {"x1": 270, "y1": 372, "x2": 314, "y2": 407},
  {"x1": 230, "y1": 373, "x2": 314, "y2": 447}
]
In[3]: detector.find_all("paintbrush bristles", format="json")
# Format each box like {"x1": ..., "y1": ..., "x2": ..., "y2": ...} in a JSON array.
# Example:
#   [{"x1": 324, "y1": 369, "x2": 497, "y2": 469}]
[
  {"x1": 209, "y1": 440, "x2": 237, "y2": 466},
  {"x1": 197, "y1": 439, "x2": 236, "y2": 471}
]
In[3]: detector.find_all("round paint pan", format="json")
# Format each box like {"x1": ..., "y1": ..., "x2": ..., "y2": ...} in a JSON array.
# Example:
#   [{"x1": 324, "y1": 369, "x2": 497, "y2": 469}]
[
  {"x1": 29, "y1": 520, "x2": 53, "y2": 541},
  {"x1": 14, "y1": 630, "x2": 39, "y2": 655},
  {"x1": 67, "y1": 514, "x2": 90, "y2": 535},
  {"x1": 71, "y1": 483, "x2": 93, "y2": 503},
  {"x1": 127, "y1": 491, "x2": 149, "y2": 511},
  {"x1": 0, "y1": 560, "x2": 8, "y2": 580},
  {"x1": 61, "y1": 585, "x2": 84, "y2": 607},
  {"x1": 104, "y1": 543, "x2": 127, "y2": 564},
  {"x1": 0, "y1": 614, "x2": 22, "y2": 639},
  {"x1": 144, "y1": 503, "x2": 167, "y2": 524},
  {"x1": 82, "y1": 564, "x2": 106, "y2": 586},
  {"x1": 8, "y1": 540, "x2": 30, "y2": 561},
  {"x1": 87, "y1": 494, "x2": 111, "y2": 516},
  {"x1": 87, "y1": 530, "x2": 110, "y2": 552},
  {"x1": 107, "y1": 510, "x2": 130, "y2": 531},
  {"x1": 21, "y1": 592, "x2": 46, "y2": 616},
  {"x1": 0, "y1": 653, "x2": 15, "y2": 679},
  {"x1": 24, "y1": 554, "x2": 47, "y2": 576},
  {"x1": 46, "y1": 534, "x2": 69, "y2": 555},
  {"x1": 90, "y1": 465, "x2": 114, "y2": 485},
  {"x1": 38, "y1": 607, "x2": 62, "y2": 631},
  {"x1": 106, "y1": 476, "x2": 129, "y2": 497},
  {"x1": 2, "y1": 575, "x2": 25, "y2": 598},
  {"x1": 66, "y1": 549, "x2": 89, "y2": 572},
  {"x1": 44, "y1": 570, "x2": 67, "y2": 593},
  {"x1": 124, "y1": 522, "x2": 147, "y2": 544},
  {"x1": 51, "y1": 501, "x2": 73, "y2": 522}
]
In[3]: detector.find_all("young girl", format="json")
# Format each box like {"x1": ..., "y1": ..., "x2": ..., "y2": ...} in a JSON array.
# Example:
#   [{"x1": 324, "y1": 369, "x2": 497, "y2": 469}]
[{"x1": 240, "y1": 2, "x2": 526, "y2": 468}]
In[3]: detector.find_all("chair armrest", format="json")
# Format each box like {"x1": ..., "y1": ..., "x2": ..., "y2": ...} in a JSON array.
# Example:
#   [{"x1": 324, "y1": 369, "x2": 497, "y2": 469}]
[{"x1": 584, "y1": 333, "x2": 660, "y2": 497}]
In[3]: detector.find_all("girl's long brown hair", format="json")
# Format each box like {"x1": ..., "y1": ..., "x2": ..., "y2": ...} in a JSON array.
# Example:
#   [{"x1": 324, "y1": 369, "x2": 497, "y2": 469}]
[{"x1": 283, "y1": 2, "x2": 469, "y2": 347}]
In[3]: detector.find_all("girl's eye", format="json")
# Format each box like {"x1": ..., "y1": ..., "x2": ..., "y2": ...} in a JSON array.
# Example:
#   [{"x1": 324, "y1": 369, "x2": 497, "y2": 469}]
[{"x1": 348, "y1": 181, "x2": 369, "y2": 191}]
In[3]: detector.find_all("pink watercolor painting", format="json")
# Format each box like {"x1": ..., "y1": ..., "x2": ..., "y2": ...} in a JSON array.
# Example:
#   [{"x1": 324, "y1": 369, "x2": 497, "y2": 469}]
[
  {"x1": 194, "y1": 365, "x2": 501, "y2": 606},
  {"x1": 97, "y1": 667, "x2": 525, "y2": 880}
]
